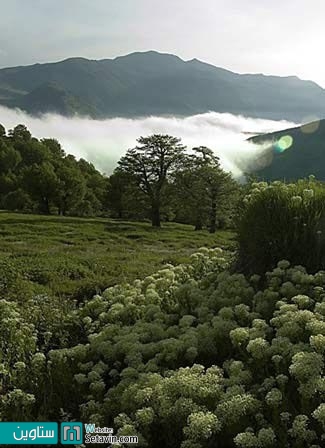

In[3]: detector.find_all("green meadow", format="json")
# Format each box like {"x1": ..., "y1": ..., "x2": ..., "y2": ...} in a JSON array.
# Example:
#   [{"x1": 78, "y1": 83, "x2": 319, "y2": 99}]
[{"x1": 0, "y1": 212, "x2": 236, "y2": 303}]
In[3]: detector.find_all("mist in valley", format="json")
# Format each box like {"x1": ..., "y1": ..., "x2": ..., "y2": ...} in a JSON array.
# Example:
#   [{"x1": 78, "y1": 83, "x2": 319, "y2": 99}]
[{"x1": 0, "y1": 106, "x2": 297, "y2": 178}]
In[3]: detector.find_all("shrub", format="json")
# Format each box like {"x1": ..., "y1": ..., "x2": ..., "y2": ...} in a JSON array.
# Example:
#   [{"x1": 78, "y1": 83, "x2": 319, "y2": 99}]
[
  {"x1": 237, "y1": 178, "x2": 325, "y2": 274},
  {"x1": 3, "y1": 189, "x2": 34, "y2": 212}
]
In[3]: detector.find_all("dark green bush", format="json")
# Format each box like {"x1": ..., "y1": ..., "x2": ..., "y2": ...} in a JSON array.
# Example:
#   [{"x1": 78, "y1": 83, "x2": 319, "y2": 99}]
[
  {"x1": 237, "y1": 178, "x2": 325, "y2": 275},
  {"x1": 2, "y1": 189, "x2": 34, "y2": 212}
]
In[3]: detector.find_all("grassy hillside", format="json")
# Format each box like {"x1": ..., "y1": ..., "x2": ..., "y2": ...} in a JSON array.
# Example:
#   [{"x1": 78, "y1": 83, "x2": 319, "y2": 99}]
[
  {"x1": 1, "y1": 51, "x2": 325, "y2": 120},
  {"x1": 0, "y1": 212, "x2": 235, "y2": 303},
  {"x1": 250, "y1": 119, "x2": 325, "y2": 180}
]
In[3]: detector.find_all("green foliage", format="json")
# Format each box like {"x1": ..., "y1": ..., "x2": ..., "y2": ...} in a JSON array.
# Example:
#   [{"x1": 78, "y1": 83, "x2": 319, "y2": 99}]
[
  {"x1": 4, "y1": 125, "x2": 325, "y2": 447},
  {"x1": 0, "y1": 126, "x2": 238, "y2": 231},
  {"x1": 173, "y1": 146, "x2": 239, "y2": 232},
  {"x1": 0, "y1": 244, "x2": 320, "y2": 447},
  {"x1": 0, "y1": 213, "x2": 234, "y2": 303},
  {"x1": 0, "y1": 124, "x2": 107, "y2": 216},
  {"x1": 115, "y1": 139, "x2": 237, "y2": 230},
  {"x1": 62, "y1": 256, "x2": 325, "y2": 447},
  {"x1": 107, "y1": 171, "x2": 148, "y2": 219},
  {"x1": 237, "y1": 178, "x2": 325, "y2": 274},
  {"x1": 117, "y1": 134, "x2": 187, "y2": 227}
]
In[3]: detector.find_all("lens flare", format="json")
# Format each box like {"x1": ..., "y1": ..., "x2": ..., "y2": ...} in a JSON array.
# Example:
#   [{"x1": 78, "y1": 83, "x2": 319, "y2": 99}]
[{"x1": 274, "y1": 135, "x2": 293, "y2": 153}]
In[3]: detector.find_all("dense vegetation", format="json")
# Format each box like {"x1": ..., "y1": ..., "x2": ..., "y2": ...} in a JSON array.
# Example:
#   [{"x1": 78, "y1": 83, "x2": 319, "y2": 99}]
[
  {"x1": 1, "y1": 51, "x2": 325, "y2": 121},
  {"x1": 0, "y1": 212, "x2": 235, "y2": 303},
  {"x1": 0, "y1": 123, "x2": 108, "y2": 216},
  {"x1": 0, "y1": 125, "x2": 238, "y2": 232},
  {"x1": 237, "y1": 176, "x2": 325, "y2": 274},
  {"x1": 2, "y1": 173, "x2": 325, "y2": 447}
]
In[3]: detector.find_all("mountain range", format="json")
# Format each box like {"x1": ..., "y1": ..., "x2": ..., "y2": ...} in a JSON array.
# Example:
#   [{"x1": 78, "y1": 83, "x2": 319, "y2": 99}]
[{"x1": 1, "y1": 51, "x2": 325, "y2": 121}]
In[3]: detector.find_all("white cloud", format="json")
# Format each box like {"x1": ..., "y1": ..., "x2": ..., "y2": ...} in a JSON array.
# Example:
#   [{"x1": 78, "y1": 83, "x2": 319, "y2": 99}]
[{"x1": 0, "y1": 106, "x2": 297, "y2": 178}]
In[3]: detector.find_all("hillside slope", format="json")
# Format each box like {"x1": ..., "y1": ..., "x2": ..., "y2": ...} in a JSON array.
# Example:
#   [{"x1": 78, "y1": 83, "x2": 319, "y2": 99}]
[
  {"x1": 249, "y1": 119, "x2": 325, "y2": 180},
  {"x1": 1, "y1": 51, "x2": 325, "y2": 120}
]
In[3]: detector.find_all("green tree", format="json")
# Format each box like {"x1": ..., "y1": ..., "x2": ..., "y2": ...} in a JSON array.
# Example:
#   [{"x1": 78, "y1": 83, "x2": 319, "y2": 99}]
[
  {"x1": 0, "y1": 123, "x2": 108, "y2": 216},
  {"x1": 3, "y1": 189, "x2": 33, "y2": 211},
  {"x1": 23, "y1": 162, "x2": 59, "y2": 214},
  {"x1": 175, "y1": 147, "x2": 237, "y2": 233},
  {"x1": 55, "y1": 162, "x2": 86, "y2": 215},
  {"x1": 8, "y1": 124, "x2": 31, "y2": 142},
  {"x1": 0, "y1": 123, "x2": 5, "y2": 138},
  {"x1": 107, "y1": 171, "x2": 146, "y2": 219},
  {"x1": 0, "y1": 142, "x2": 22, "y2": 173},
  {"x1": 117, "y1": 134, "x2": 186, "y2": 227},
  {"x1": 41, "y1": 138, "x2": 66, "y2": 159}
]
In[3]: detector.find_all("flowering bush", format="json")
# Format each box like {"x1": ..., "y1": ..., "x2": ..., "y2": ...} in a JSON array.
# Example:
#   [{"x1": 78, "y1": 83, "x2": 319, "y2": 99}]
[
  {"x1": 20, "y1": 252, "x2": 324, "y2": 447},
  {"x1": 4, "y1": 233, "x2": 325, "y2": 447},
  {"x1": 237, "y1": 178, "x2": 325, "y2": 274}
]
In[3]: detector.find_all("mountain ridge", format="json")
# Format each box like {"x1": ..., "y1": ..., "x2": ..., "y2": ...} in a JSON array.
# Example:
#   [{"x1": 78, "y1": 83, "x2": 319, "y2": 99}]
[
  {"x1": 249, "y1": 119, "x2": 325, "y2": 180},
  {"x1": 1, "y1": 50, "x2": 325, "y2": 121}
]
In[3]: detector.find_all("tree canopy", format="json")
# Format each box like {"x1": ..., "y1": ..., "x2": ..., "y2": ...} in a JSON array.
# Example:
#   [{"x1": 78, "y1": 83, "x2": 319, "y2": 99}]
[
  {"x1": 117, "y1": 134, "x2": 187, "y2": 227},
  {"x1": 0, "y1": 125, "x2": 238, "y2": 232},
  {"x1": 0, "y1": 123, "x2": 108, "y2": 216}
]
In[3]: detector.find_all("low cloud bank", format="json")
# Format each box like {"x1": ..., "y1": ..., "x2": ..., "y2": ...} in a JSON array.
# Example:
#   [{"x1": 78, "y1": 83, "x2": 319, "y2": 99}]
[{"x1": 0, "y1": 107, "x2": 297, "y2": 178}]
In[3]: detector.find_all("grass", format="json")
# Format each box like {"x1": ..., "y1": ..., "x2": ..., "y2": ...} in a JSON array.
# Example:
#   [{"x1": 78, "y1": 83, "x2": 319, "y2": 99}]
[{"x1": 0, "y1": 212, "x2": 236, "y2": 303}]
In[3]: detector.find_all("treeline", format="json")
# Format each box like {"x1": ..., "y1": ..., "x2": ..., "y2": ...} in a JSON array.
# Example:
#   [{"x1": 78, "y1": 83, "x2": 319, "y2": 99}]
[
  {"x1": 0, "y1": 125, "x2": 239, "y2": 232},
  {"x1": 0, "y1": 123, "x2": 108, "y2": 216}
]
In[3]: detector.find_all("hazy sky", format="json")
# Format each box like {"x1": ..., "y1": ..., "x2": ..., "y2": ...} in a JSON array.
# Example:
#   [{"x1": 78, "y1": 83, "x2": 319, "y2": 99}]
[{"x1": 1, "y1": 0, "x2": 325, "y2": 86}]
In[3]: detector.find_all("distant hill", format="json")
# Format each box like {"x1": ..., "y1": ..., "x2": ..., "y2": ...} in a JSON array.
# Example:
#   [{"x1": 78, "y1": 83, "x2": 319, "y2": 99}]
[
  {"x1": 1, "y1": 51, "x2": 325, "y2": 121},
  {"x1": 249, "y1": 119, "x2": 325, "y2": 180}
]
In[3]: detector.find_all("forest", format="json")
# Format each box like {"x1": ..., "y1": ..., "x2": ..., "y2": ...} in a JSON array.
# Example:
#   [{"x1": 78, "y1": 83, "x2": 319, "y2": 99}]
[{"x1": 1, "y1": 124, "x2": 325, "y2": 448}]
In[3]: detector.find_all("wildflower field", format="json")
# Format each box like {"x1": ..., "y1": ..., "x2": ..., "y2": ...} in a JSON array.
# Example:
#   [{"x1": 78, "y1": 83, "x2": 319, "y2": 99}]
[{"x1": 3, "y1": 178, "x2": 325, "y2": 447}]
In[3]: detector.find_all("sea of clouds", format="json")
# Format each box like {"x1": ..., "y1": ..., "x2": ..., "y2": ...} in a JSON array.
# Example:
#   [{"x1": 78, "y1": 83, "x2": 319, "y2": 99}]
[{"x1": 0, "y1": 106, "x2": 297, "y2": 178}]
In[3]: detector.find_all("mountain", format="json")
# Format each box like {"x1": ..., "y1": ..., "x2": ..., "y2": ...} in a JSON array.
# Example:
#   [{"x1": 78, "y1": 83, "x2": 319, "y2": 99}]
[
  {"x1": 1, "y1": 51, "x2": 325, "y2": 121},
  {"x1": 249, "y1": 119, "x2": 325, "y2": 180},
  {"x1": 18, "y1": 82, "x2": 97, "y2": 116}
]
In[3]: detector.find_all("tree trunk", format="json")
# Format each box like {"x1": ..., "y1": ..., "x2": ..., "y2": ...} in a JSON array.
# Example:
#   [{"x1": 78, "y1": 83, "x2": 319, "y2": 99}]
[
  {"x1": 44, "y1": 197, "x2": 51, "y2": 215},
  {"x1": 151, "y1": 201, "x2": 161, "y2": 227},
  {"x1": 209, "y1": 198, "x2": 217, "y2": 233},
  {"x1": 194, "y1": 215, "x2": 203, "y2": 231}
]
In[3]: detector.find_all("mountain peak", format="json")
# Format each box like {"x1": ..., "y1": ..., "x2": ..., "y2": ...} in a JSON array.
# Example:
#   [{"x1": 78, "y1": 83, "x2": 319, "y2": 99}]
[
  {"x1": 0, "y1": 51, "x2": 325, "y2": 121},
  {"x1": 113, "y1": 50, "x2": 184, "y2": 63}
]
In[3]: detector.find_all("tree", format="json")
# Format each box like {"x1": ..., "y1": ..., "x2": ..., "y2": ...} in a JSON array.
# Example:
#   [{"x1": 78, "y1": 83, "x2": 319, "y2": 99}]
[
  {"x1": 3, "y1": 189, "x2": 33, "y2": 212},
  {"x1": 117, "y1": 134, "x2": 186, "y2": 227},
  {"x1": 0, "y1": 123, "x2": 5, "y2": 138},
  {"x1": 107, "y1": 171, "x2": 146, "y2": 219},
  {"x1": 0, "y1": 123, "x2": 109, "y2": 216},
  {"x1": 174, "y1": 147, "x2": 238, "y2": 232},
  {"x1": 23, "y1": 162, "x2": 59, "y2": 214},
  {"x1": 200, "y1": 151, "x2": 237, "y2": 233},
  {"x1": 41, "y1": 138, "x2": 66, "y2": 159},
  {"x1": 9, "y1": 124, "x2": 31, "y2": 142},
  {"x1": 77, "y1": 158, "x2": 109, "y2": 216},
  {"x1": 0, "y1": 142, "x2": 22, "y2": 173},
  {"x1": 55, "y1": 162, "x2": 86, "y2": 215},
  {"x1": 14, "y1": 140, "x2": 51, "y2": 166}
]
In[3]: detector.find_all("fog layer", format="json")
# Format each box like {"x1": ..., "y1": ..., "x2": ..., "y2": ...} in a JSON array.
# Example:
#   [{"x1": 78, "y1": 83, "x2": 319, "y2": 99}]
[{"x1": 0, "y1": 107, "x2": 297, "y2": 177}]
